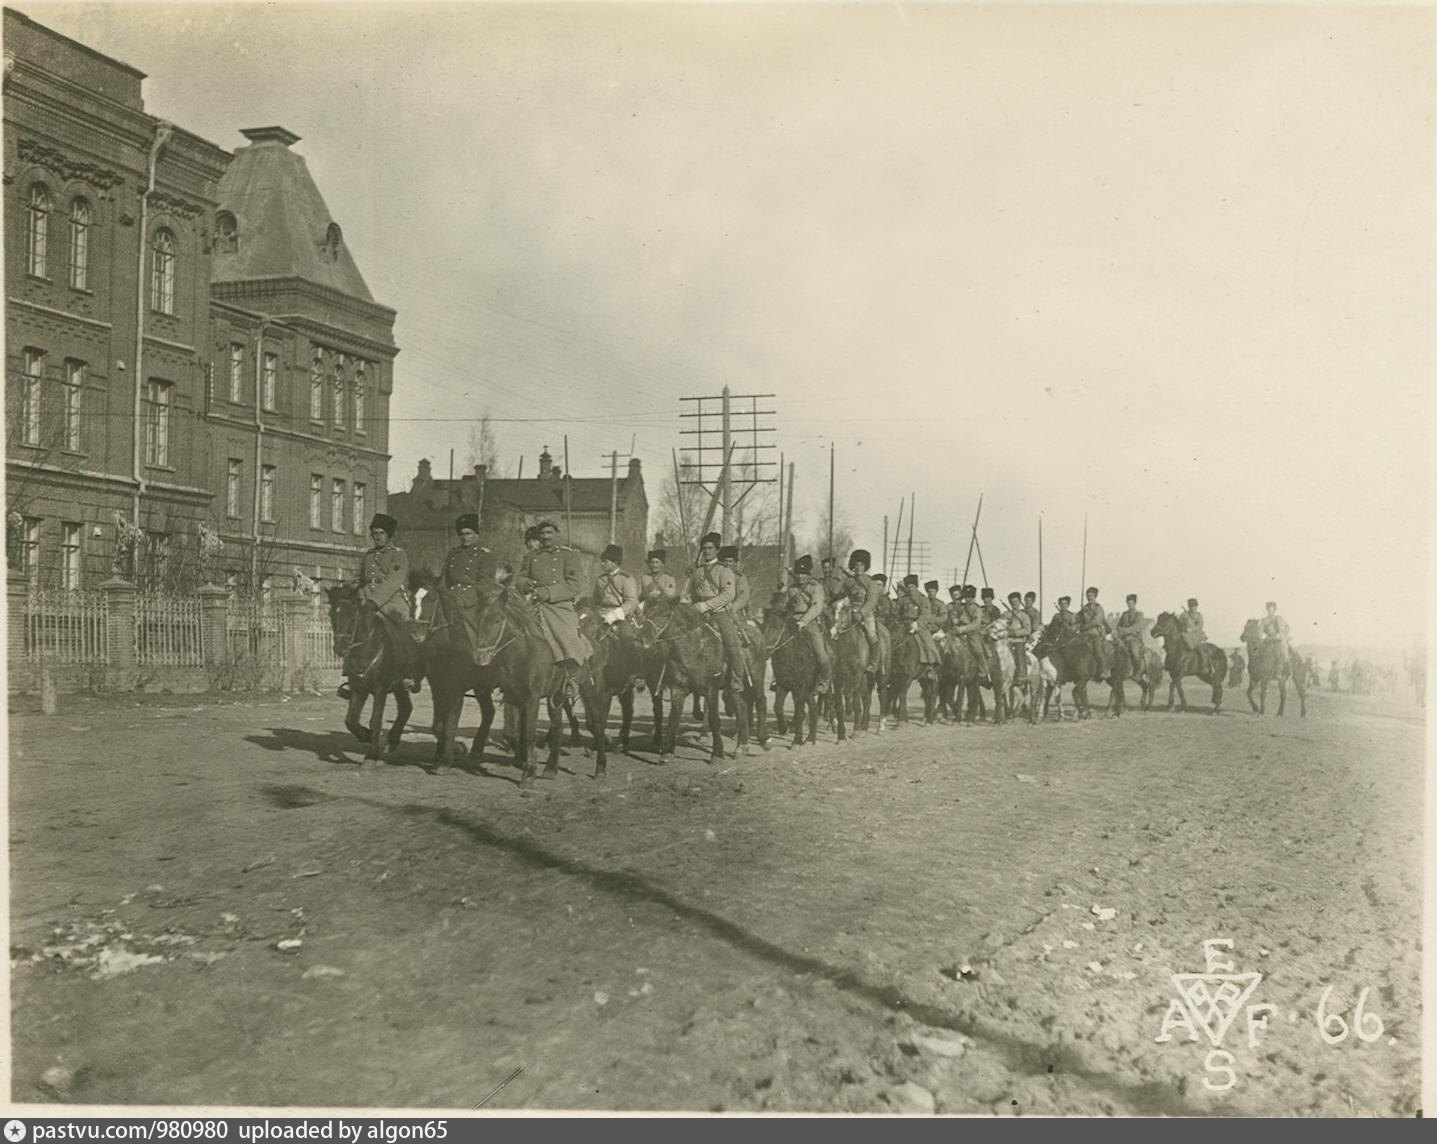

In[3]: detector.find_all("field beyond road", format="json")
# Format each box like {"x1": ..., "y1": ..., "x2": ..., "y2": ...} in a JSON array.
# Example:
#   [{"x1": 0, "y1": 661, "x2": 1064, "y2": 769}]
[{"x1": 8, "y1": 684, "x2": 1425, "y2": 1115}]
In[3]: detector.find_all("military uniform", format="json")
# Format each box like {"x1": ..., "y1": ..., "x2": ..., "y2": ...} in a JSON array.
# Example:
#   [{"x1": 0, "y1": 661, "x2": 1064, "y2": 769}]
[
  {"x1": 1024, "y1": 601, "x2": 1043, "y2": 638},
  {"x1": 1003, "y1": 603, "x2": 1032, "y2": 681},
  {"x1": 820, "y1": 567, "x2": 847, "y2": 619},
  {"x1": 1115, "y1": 605, "x2": 1146, "y2": 672},
  {"x1": 359, "y1": 543, "x2": 411, "y2": 624},
  {"x1": 1078, "y1": 598, "x2": 1112, "y2": 678},
  {"x1": 790, "y1": 574, "x2": 833, "y2": 692},
  {"x1": 687, "y1": 559, "x2": 747, "y2": 694},
  {"x1": 640, "y1": 570, "x2": 679, "y2": 604},
  {"x1": 1259, "y1": 610, "x2": 1291, "y2": 667},
  {"x1": 980, "y1": 595, "x2": 1002, "y2": 624},
  {"x1": 594, "y1": 567, "x2": 641, "y2": 622},
  {"x1": 874, "y1": 586, "x2": 895, "y2": 623},
  {"x1": 1052, "y1": 603, "x2": 1079, "y2": 635},
  {"x1": 442, "y1": 544, "x2": 499, "y2": 593},
  {"x1": 953, "y1": 596, "x2": 988, "y2": 667},
  {"x1": 1180, "y1": 606, "x2": 1206, "y2": 651},
  {"x1": 514, "y1": 544, "x2": 591, "y2": 665},
  {"x1": 897, "y1": 585, "x2": 941, "y2": 665}
]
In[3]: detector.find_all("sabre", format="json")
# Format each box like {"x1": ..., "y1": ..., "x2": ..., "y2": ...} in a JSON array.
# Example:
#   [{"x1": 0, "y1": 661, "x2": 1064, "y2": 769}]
[{"x1": 961, "y1": 493, "x2": 983, "y2": 586}]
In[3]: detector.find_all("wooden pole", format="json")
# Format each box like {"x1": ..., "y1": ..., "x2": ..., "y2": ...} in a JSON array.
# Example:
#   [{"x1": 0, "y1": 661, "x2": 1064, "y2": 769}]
[
  {"x1": 608, "y1": 450, "x2": 618, "y2": 544},
  {"x1": 696, "y1": 441, "x2": 737, "y2": 546},
  {"x1": 1039, "y1": 515, "x2": 1044, "y2": 616},
  {"x1": 783, "y1": 460, "x2": 796, "y2": 587},
  {"x1": 974, "y1": 532, "x2": 990, "y2": 589},
  {"x1": 889, "y1": 497, "x2": 904, "y2": 584},
  {"x1": 827, "y1": 443, "x2": 835, "y2": 559},
  {"x1": 1080, "y1": 513, "x2": 1088, "y2": 600},
  {"x1": 882, "y1": 514, "x2": 888, "y2": 580},
  {"x1": 563, "y1": 435, "x2": 572, "y2": 545},
  {"x1": 961, "y1": 493, "x2": 984, "y2": 585},
  {"x1": 905, "y1": 492, "x2": 915, "y2": 579},
  {"x1": 672, "y1": 448, "x2": 694, "y2": 570}
]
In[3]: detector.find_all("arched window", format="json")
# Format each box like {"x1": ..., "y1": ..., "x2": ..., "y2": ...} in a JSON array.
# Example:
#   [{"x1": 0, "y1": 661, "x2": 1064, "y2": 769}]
[
  {"x1": 309, "y1": 351, "x2": 324, "y2": 420},
  {"x1": 69, "y1": 198, "x2": 91, "y2": 290},
  {"x1": 26, "y1": 184, "x2": 50, "y2": 277},
  {"x1": 332, "y1": 360, "x2": 346, "y2": 427},
  {"x1": 215, "y1": 211, "x2": 238, "y2": 254},
  {"x1": 150, "y1": 229, "x2": 176, "y2": 314},
  {"x1": 353, "y1": 364, "x2": 367, "y2": 433},
  {"x1": 323, "y1": 222, "x2": 342, "y2": 260}
]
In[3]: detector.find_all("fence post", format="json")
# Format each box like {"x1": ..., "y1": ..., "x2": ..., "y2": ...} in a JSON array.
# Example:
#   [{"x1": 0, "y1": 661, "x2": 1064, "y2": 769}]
[
  {"x1": 100, "y1": 577, "x2": 136, "y2": 690},
  {"x1": 278, "y1": 590, "x2": 310, "y2": 693},
  {"x1": 196, "y1": 583, "x2": 229, "y2": 670},
  {"x1": 7, "y1": 569, "x2": 31, "y2": 691}
]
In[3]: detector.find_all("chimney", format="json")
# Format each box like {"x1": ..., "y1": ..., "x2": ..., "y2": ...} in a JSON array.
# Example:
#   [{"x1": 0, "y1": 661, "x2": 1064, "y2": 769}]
[
  {"x1": 627, "y1": 457, "x2": 642, "y2": 480},
  {"x1": 413, "y1": 458, "x2": 432, "y2": 492},
  {"x1": 538, "y1": 447, "x2": 552, "y2": 479}
]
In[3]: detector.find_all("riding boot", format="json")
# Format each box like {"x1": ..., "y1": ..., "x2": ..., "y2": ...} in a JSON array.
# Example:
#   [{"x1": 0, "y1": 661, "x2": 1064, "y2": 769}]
[
  {"x1": 562, "y1": 662, "x2": 582, "y2": 704},
  {"x1": 337, "y1": 678, "x2": 353, "y2": 700}
]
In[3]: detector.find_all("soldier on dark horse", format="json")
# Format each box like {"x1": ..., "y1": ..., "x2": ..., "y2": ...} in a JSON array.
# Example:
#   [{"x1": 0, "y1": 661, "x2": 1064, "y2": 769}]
[
  {"x1": 1150, "y1": 599, "x2": 1227, "y2": 714},
  {"x1": 763, "y1": 555, "x2": 830, "y2": 747},
  {"x1": 1241, "y1": 601, "x2": 1307, "y2": 717},
  {"x1": 1032, "y1": 599, "x2": 1100, "y2": 719}
]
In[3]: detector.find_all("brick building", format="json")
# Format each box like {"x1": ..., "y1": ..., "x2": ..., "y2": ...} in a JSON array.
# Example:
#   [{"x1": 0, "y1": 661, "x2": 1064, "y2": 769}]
[
  {"x1": 387, "y1": 448, "x2": 648, "y2": 588},
  {"x1": 4, "y1": 8, "x2": 396, "y2": 596}
]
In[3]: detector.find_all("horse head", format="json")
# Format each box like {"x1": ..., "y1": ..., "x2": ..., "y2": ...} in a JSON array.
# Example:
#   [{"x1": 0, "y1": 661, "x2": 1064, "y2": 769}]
[
  {"x1": 408, "y1": 569, "x2": 441, "y2": 623},
  {"x1": 635, "y1": 595, "x2": 680, "y2": 651},
  {"x1": 1240, "y1": 618, "x2": 1263, "y2": 646},
  {"x1": 984, "y1": 618, "x2": 1007, "y2": 643},
  {"x1": 1150, "y1": 611, "x2": 1179, "y2": 641},
  {"x1": 324, "y1": 583, "x2": 365, "y2": 656}
]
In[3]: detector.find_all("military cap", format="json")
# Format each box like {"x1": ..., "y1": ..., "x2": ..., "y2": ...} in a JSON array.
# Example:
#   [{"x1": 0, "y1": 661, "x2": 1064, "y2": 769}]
[
  {"x1": 925, "y1": 579, "x2": 939, "y2": 592},
  {"x1": 647, "y1": 549, "x2": 666, "y2": 562},
  {"x1": 601, "y1": 544, "x2": 623, "y2": 564},
  {"x1": 795, "y1": 554, "x2": 814, "y2": 576},
  {"x1": 981, "y1": 587, "x2": 995, "y2": 599},
  {"x1": 1086, "y1": 586, "x2": 1100, "y2": 597},
  {"x1": 1058, "y1": 595, "x2": 1072, "y2": 605},
  {"x1": 535, "y1": 519, "x2": 559, "y2": 534},
  {"x1": 369, "y1": 513, "x2": 398, "y2": 536},
  {"x1": 821, "y1": 556, "x2": 836, "y2": 567},
  {"x1": 1007, "y1": 591, "x2": 1022, "y2": 602},
  {"x1": 872, "y1": 573, "x2": 888, "y2": 584},
  {"x1": 848, "y1": 549, "x2": 871, "y2": 570},
  {"x1": 700, "y1": 531, "x2": 722, "y2": 549},
  {"x1": 949, "y1": 584, "x2": 962, "y2": 595},
  {"x1": 455, "y1": 513, "x2": 479, "y2": 534},
  {"x1": 963, "y1": 585, "x2": 978, "y2": 599},
  {"x1": 1024, "y1": 591, "x2": 1037, "y2": 601},
  {"x1": 1126, "y1": 593, "x2": 1138, "y2": 603},
  {"x1": 1265, "y1": 600, "x2": 1277, "y2": 608},
  {"x1": 717, "y1": 545, "x2": 739, "y2": 562},
  {"x1": 903, "y1": 574, "x2": 919, "y2": 587},
  {"x1": 523, "y1": 525, "x2": 541, "y2": 542},
  {"x1": 1187, "y1": 598, "x2": 1199, "y2": 607}
]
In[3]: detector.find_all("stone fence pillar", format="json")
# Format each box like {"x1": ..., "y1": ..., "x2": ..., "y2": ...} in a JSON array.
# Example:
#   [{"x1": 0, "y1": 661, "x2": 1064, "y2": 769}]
[
  {"x1": 100, "y1": 577, "x2": 136, "y2": 689},
  {"x1": 7, "y1": 568, "x2": 30, "y2": 666},
  {"x1": 195, "y1": 583, "x2": 230, "y2": 668},
  {"x1": 278, "y1": 590, "x2": 310, "y2": 693}
]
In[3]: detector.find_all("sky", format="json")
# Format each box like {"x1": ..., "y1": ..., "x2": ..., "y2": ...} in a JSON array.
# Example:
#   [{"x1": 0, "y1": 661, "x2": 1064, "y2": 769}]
[{"x1": 19, "y1": 0, "x2": 1433, "y2": 651}]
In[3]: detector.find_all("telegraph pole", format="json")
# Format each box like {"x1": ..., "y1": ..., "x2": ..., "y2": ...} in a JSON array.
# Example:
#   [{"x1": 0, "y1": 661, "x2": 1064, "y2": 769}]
[
  {"x1": 882, "y1": 515, "x2": 889, "y2": 579},
  {"x1": 827, "y1": 444, "x2": 835, "y2": 558},
  {"x1": 599, "y1": 446, "x2": 633, "y2": 544},
  {"x1": 906, "y1": 492, "x2": 915, "y2": 579},
  {"x1": 678, "y1": 389, "x2": 776, "y2": 540}
]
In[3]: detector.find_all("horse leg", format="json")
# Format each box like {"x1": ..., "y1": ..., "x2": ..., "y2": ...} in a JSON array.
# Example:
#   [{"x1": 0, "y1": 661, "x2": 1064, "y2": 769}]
[
  {"x1": 361, "y1": 690, "x2": 388, "y2": 766},
  {"x1": 433, "y1": 686, "x2": 462, "y2": 775},
  {"x1": 1166, "y1": 676, "x2": 1177, "y2": 711},
  {"x1": 470, "y1": 689, "x2": 495, "y2": 763},
  {"x1": 386, "y1": 689, "x2": 413, "y2": 756},
  {"x1": 1277, "y1": 677, "x2": 1287, "y2": 718},
  {"x1": 1248, "y1": 677, "x2": 1260, "y2": 714},
  {"x1": 544, "y1": 695, "x2": 563, "y2": 777},
  {"x1": 708, "y1": 684, "x2": 725, "y2": 762},
  {"x1": 1212, "y1": 677, "x2": 1223, "y2": 715},
  {"x1": 518, "y1": 695, "x2": 544, "y2": 791},
  {"x1": 650, "y1": 687, "x2": 665, "y2": 753},
  {"x1": 661, "y1": 687, "x2": 684, "y2": 764},
  {"x1": 588, "y1": 686, "x2": 610, "y2": 778},
  {"x1": 807, "y1": 688, "x2": 820, "y2": 744},
  {"x1": 345, "y1": 690, "x2": 371, "y2": 743},
  {"x1": 616, "y1": 687, "x2": 634, "y2": 754}
]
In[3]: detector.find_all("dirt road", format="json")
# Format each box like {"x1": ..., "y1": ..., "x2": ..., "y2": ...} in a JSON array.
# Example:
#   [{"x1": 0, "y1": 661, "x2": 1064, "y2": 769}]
[{"x1": 8, "y1": 683, "x2": 1424, "y2": 1114}]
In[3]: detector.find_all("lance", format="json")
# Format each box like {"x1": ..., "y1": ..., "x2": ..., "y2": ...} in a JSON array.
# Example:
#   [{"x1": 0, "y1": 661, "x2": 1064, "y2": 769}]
[
  {"x1": 889, "y1": 497, "x2": 905, "y2": 584},
  {"x1": 1080, "y1": 513, "x2": 1088, "y2": 600},
  {"x1": 672, "y1": 448, "x2": 694, "y2": 571},
  {"x1": 961, "y1": 493, "x2": 984, "y2": 586},
  {"x1": 1038, "y1": 515, "x2": 1044, "y2": 616}
]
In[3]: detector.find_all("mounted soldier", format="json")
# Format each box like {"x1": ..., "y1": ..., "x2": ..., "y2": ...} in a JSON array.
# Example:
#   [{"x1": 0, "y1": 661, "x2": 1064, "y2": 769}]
[
  {"x1": 871, "y1": 573, "x2": 894, "y2": 623},
  {"x1": 1180, "y1": 598, "x2": 1205, "y2": 651},
  {"x1": 945, "y1": 585, "x2": 964, "y2": 634},
  {"x1": 953, "y1": 584, "x2": 990, "y2": 683},
  {"x1": 593, "y1": 543, "x2": 641, "y2": 634},
  {"x1": 340, "y1": 512, "x2": 422, "y2": 698},
  {"x1": 1259, "y1": 600, "x2": 1291, "y2": 668},
  {"x1": 1023, "y1": 591, "x2": 1042, "y2": 639},
  {"x1": 790, "y1": 555, "x2": 833, "y2": 695},
  {"x1": 639, "y1": 548, "x2": 679, "y2": 606},
  {"x1": 685, "y1": 531, "x2": 749, "y2": 697},
  {"x1": 897, "y1": 574, "x2": 942, "y2": 666},
  {"x1": 923, "y1": 580, "x2": 945, "y2": 630},
  {"x1": 1078, "y1": 586, "x2": 1112, "y2": 681},
  {"x1": 847, "y1": 549, "x2": 881, "y2": 663},
  {"x1": 1003, "y1": 591, "x2": 1032, "y2": 682},
  {"x1": 511, "y1": 519, "x2": 592, "y2": 699},
  {"x1": 979, "y1": 587, "x2": 1002, "y2": 624},
  {"x1": 1114, "y1": 593, "x2": 1146, "y2": 672},
  {"x1": 1053, "y1": 595, "x2": 1078, "y2": 633}
]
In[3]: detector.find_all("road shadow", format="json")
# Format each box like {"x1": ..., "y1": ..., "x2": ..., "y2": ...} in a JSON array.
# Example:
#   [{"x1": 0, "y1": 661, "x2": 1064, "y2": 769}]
[{"x1": 243, "y1": 727, "x2": 433, "y2": 772}]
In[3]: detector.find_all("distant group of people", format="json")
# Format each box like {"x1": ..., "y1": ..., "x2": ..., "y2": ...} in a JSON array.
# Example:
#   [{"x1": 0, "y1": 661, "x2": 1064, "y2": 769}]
[{"x1": 340, "y1": 511, "x2": 1301, "y2": 704}]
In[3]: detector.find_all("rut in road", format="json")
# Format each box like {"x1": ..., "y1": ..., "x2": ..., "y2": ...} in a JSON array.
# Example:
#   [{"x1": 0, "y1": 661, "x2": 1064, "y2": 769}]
[{"x1": 320, "y1": 784, "x2": 1199, "y2": 1116}]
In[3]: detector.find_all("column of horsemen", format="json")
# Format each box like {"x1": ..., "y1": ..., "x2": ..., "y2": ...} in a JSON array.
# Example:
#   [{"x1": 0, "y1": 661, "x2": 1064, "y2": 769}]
[{"x1": 339, "y1": 510, "x2": 1311, "y2": 735}]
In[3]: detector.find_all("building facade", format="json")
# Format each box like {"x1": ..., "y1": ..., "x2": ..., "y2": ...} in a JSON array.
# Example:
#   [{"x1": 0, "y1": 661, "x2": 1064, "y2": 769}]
[
  {"x1": 387, "y1": 449, "x2": 649, "y2": 588},
  {"x1": 4, "y1": 8, "x2": 396, "y2": 596}
]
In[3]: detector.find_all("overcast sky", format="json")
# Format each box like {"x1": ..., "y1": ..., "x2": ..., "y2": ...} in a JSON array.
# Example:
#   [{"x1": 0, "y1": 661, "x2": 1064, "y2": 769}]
[{"x1": 22, "y1": 1, "x2": 1432, "y2": 650}]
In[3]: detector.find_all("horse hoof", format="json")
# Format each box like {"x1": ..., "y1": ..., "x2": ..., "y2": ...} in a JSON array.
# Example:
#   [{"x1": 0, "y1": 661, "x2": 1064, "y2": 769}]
[{"x1": 657, "y1": 754, "x2": 670, "y2": 766}]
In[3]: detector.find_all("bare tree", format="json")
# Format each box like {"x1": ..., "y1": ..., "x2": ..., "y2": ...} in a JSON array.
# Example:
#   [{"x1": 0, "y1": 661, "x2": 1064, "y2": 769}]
[
  {"x1": 465, "y1": 411, "x2": 501, "y2": 473},
  {"x1": 806, "y1": 502, "x2": 855, "y2": 563},
  {"x1": 653, "y1": 450, "x2": 709, "y2": 553}
]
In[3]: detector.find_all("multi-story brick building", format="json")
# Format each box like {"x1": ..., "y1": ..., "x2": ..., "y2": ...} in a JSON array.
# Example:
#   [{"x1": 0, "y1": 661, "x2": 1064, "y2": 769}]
[
  {"x1": 4, "y1": 8, "x2": 396, "y2": 596},
  {"x1": 387, "y1": 448, "x2": 649, "y2": 588}
]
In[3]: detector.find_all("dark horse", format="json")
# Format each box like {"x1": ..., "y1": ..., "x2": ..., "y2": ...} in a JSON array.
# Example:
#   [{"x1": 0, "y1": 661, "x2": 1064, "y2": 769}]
[
  {"x1": 762, "y1": 606, "x2": 823, "y2": 748},
  {"x1": 885, "y1": 621, "x2": 939, "y2": 726},
  {"x1": 577, "y1": 605, "x2": 645, "y2": 756},
  {"x1": 1107, "y1": 640, "x2": 1165, "y2": 715},
  {"x1": 1240, "y1": 620, "x2": 1307, "y2": 717},
  {"x1": 1031, "y1": 619, "x2": 1100, "y2": 720},
  {"x1": 832, "y1": 602, "x2": 888, "y2": 737},
  {"x1": 325, "y1": 585, "x2": 420, "y2": 768},
  {"x1": 1150, "y1": 613, "x2": 1227, "y2": 715},
  {"x1": 430, "y1": 587, "x2": 606, "y2": 790},
  {"x1": 637, "y1": 597, "x2": 756, "y2": 762},
  {"x1": 942, "y1": 631, "x2": 1006, "y2": 726}
]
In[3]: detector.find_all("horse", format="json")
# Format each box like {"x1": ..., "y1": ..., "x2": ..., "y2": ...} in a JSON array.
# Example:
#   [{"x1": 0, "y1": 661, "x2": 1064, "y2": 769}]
[
  {"x1": 1106, "y1": 639, "x2": 1165, "y2": 715},
  {"x1": 324, "y1": 584, "x2": 421, "y2": 768},
  {"x1": 1240, "y1": 620, "x2": 1307, "y2": 717},
  {"x1": 761, "y1": 605, "x2": 825, "y2": 748},
  {"x1": 636, "y1": 597, "x2": 755, "y2": 762},
  {"x1": 884, "y1": 619, "x2": 939, "y2": 727},
  {"x1": 1227, "y1": 650, "x2": 1246, "y2": 687},
  {"x1": 1031, "y1": 618, "x2": 1100, "y2": 720},
  {"x1": 577, "y1": 605, "x2": 644, "y2": 757},
  {"x1": 831, "y1": 600, "x2": 888, "y2": 737},
  {"x1": 940, "y1": 630, "x2": 1003, "y2": 726},
  {"x1": 1149, "y1": 612, "x2": 1227, "y2": 714}
]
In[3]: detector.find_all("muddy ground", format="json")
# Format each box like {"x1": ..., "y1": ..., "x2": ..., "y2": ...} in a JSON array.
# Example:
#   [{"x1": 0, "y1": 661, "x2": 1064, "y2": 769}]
[{"x1": 8, "y1": 680, "x2": 1425, "y2": 1115}]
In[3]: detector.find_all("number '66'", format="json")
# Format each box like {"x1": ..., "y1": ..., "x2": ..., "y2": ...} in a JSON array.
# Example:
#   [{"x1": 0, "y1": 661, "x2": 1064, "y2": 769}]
[{"x1": 1316, "y1": 985, "x2": 1384, "y2": 1045}]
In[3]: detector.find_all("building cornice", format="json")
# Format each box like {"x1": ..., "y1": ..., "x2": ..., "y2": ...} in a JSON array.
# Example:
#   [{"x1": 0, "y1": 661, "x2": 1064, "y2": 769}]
[{"x1": 8, "y1": 296, "x2": 114, "y2": 332}]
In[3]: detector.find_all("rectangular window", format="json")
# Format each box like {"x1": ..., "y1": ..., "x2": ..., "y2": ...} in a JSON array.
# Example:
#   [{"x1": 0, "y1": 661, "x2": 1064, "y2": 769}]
[
  {"x1": 143, "y1": 380, "x2": 171, "y2": 467},
  {"x1": 225, "y1": 571, "x2": 239, "y2": 598},
  {"x1": 63, "y1": 360, "x2": 83, "y2": 452},
  {"x1": 354, "y1": 368, "x2": 367, "y2": 434},
  {"x1": 331, "y1": 478, "x2": 345, "y2": 533},
  {"x1": 309, "y1": 474, "x2": 323, "y2": 529},
  {"x1": 19, "y1": 517, "x2": 41, "y2": 579},
  {"x1": 20, "y1": 347, "x2": 43, "y2": 445},
  {"x1": 227, "y1": 458, "x2": 243, "y2": 518},
  {"x1": 310, "y1": 356, "x2": 324, "y2": 420},
  {"x1": 262, "y1": 352, "x2": 278, "y2": 411},
  {"x1": 69, "y1": 200, "x2": 90, "y2": 290},
  {"x1": 352, "y1": 482, "x2": 366, "y2": 536},
  {"x1": 260, "y1": 465, "x2": 276, "y2": 523},
  {"x1": 332, "y1": 367, "x2": 346, "y2": 428},
  {"x1": 228, "y1": 343, "x2": 244, "y2": 403},
  {"x1": 61, "y1": 521, "x2": 81, "y2": 590}
]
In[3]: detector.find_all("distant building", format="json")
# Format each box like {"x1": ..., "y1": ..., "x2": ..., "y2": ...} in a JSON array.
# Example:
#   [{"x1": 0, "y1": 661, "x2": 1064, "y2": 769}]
[
  {"x1": 4, "y1": 8, "x2": 396, "y2": 595},
  {"x1": 387, "y1": 448, "x2": 648, "y2": 587}
]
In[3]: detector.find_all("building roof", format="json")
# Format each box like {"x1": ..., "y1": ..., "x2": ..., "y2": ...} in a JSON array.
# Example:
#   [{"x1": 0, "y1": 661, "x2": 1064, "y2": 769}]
[{"x1": 212, "y1": 126, "x2": 374, "y2": 301}]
